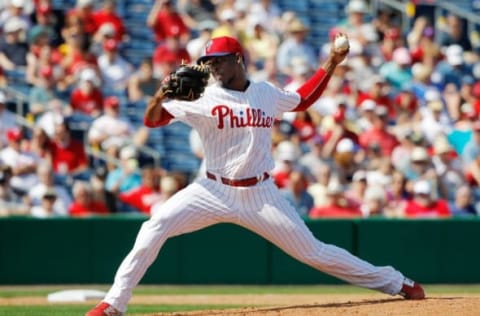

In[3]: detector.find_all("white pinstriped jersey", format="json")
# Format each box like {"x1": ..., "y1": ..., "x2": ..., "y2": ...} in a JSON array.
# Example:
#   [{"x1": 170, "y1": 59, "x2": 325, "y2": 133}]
[{"x1": 163, "y1": 81, "x2": 301, "y2": 178}]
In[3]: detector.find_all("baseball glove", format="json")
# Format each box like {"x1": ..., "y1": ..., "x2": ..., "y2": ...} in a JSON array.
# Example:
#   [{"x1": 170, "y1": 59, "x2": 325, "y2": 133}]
[{"x1": 160, "y1": 64, "x2": 210, "y2": 101}]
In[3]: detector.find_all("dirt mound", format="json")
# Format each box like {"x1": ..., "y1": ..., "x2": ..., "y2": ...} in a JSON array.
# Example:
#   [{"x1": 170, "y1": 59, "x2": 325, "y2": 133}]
[{"x1": 136, "y1": 295, "x2": 480, "y2": 316}]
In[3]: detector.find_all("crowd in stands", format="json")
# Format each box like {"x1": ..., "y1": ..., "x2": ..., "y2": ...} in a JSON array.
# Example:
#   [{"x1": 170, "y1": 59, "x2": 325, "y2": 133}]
[{"x1": 0, "y1": 0, "x2": 479, "y2": 219}]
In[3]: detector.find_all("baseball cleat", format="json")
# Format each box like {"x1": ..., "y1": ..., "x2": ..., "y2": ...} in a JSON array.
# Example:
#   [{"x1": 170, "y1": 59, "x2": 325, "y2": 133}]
[
  {"x1": 85, "y1": 302, "x2": 123, "y2": 316},
  {"x1": 399, "y1": 278, "x2": 426, "y2": 300}
]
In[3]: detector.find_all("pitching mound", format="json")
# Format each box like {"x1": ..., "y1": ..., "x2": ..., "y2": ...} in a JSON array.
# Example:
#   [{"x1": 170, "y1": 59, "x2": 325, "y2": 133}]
[{"x1": 132, "y1": 294, "x2": 480, "y2": 316}]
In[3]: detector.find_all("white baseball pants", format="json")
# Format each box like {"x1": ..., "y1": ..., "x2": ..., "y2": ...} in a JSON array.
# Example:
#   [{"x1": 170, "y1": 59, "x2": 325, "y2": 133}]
[{"x1": 104, "y1": 178, "x2": 404, "y2": 312}]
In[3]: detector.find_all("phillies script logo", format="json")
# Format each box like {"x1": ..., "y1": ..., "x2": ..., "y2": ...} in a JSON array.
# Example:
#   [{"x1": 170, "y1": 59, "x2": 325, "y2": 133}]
[{"x1": 212, "y1": 105, "x2": 274, "y2": 129}]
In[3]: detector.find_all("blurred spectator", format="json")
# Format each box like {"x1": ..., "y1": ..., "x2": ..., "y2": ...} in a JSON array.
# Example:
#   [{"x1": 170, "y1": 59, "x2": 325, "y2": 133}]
[
  {"x1": 87, "y1": 96, "x2": 136, "y2": 149},
  {"x1": 433, "y1": 44, "x2": 470, "y2": 90},
  {"x1": 211, "y1": 8, "x2": 244, "y2": 40},
  {"x1": 69, "y1": 67, "x2": 104, "y2": 117},
  {"x1": 0, "y1": 0, "x2": 31, "y2": 32},
  {"x1": 35, "y1": 98, "x2": 65, "y2": 138},
  {"x1": 310, "y1": 181, "x2": 362, "y2": 218},
  {"x1": 0, "y1": 165, "x2": 29, "y2": 215},
  {"x1": 67, "y1": 0, "x2": 96, "y2": 35},
  {"x1": 360, "y1": 185, "x2": 387, "y2": 217},
  {"x1": 0, "y1": 17, "x2": 29, "y2": 70},
  {"x1": 403, "y1": 146, "x2": 436, "y2": 184},
  {"x1": 153, "y1": 37, "x2": 190, "y2": 78},
  {"x1": 403, "y1": 180, "x2": 451, "y2": 218},
  {"x1": 28, "y1": 65, "x2": 60, "y2": 114},
  {"x1": 321, "y1": 106, "x2": 359, "y2": 158},
  {"x1": 272, "y1": 140, "x2": 302, "y2": 188},
  {"x1": 431, "y1": 137, "x2": 465, "y2": 201},
  {"x1": 335, "y1": 0, "x2": 377, "y2": 48},
  {"x1": 97, "y1": 39, "x2": 134, "y2": 93},
  {"x1": 379, "y1": 47, "x2": 413, "y2": 91},
  {"x1": 92, "y1": 0, "x2": 126, "y2": 42},
  {"x1": 27, "y1": 162, "x2": 71, "y2": 215},
  {"x1": 356, "y1": 75, "x2": 393, "y2": 118},
  {"x1": 307, "y1": 163, "x2": 332, "y2": 208},
  {"x1": 30, "y1": 188, "x2": 60, "y2": 218},
  {"x1": 419, "y1": 98, "x2": 452, "y2": 144},
  {"x1": 378, "y1": 27, "x2": 404, "y2": 62},
  {"x1": 177, "y1": 0, "x2": 216, "y2": 31},
  {"x1": 0, "y1": 127, "x2": 40, "y2": 195},
  {"x1": 299, "y1": 134, "x2": 325, "y2": 178},
  {"x1": 25, "y1": 31, "x2": 61, "y2": 86},
  {"x1": 59, "y1": 32, "x2": 98, "y2": 87},
  {"x1": 461, "y1": 121, "x2": 480, "y2": 165},
  {"x1": 149, "y1": 174, "x2": 181, "y2": 216},
  {"x1": 119, "y1": 165, "x2": 162, "y2": 215},
  {"x1": 105, "y1": 145, "x2": 141, "y2": 194},
  {"x1": 127, "y1": 57, "x2": 160, "y2": 102},
  {"x1": 355, "y1": 99, "x2": 376, "y2": 133},
  {"x1": 437, "y1": 13, "x2": 473, "y2": 51},
  {"x1": 372, "y1": 6, "x2": 400, "y2": 42},
  {"x1": 281, "y1": 170, "x2": 314, "y2": 217},
  {"x1": 186, "y1": 19, "x2": 217, "y2": 62},
  {"x1": 69, "y1": 180, "x2": 110, "y2": 216},
  {"x1": 449, "y1": 185, "x2": 479, "y2": 216},
  {"x1": 276, "y1": 18, "x2": 317, "y2": 77},
  {"x1": 147, "y1": 0, "x2": 190, "y2": 44},
  {"x1": 30, "y1": 0, "x2": 65, "y2": 47},
  {"x1": 331, "y1": 138, "x2": 360, "y2": 184},
  {"x1": 391, "y1": 129, "x2": 417, "y2": 174},
  {"x1": 384, "y1": 170, "x2": 410, "y2": 217},
  {"x1": 247, "y1": 0, "x2": 282, "y2": 35},
  {"x1": 345, "y1": 169, "x2": 368, "y2": 209},
  {"x1": 358, "y1": 106, "x2": 399, "y2": 156},
  {"x1": 0, "y1": 91, "x2": 19, "y2": 148},
  {"x1": 50, "y1": 119, "x2": 89, "y2": 177},
  {"x1": 28, "y1": 125, "x2": 52, "y2": 161},
  {"x1": 244, "y1": 18, "x2": 279, "y2": 73}
]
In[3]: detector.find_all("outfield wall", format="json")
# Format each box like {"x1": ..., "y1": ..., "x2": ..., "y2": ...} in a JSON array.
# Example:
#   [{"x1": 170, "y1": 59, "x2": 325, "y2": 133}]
[{"x1": 0, "y1": 216, "x2": 479, "y2": 285}]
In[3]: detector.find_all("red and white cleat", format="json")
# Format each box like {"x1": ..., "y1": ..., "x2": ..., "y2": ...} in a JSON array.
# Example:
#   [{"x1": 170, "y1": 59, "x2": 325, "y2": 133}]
[
  {"x1": 85, "y1": 302, "x2": 123, "y2": 316},
  {"x1": 399, "y1": 278, "x2": 426, "y2": 300}
]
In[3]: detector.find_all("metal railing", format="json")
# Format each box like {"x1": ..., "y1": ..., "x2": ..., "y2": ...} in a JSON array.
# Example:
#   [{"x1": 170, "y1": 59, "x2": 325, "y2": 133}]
[{"x1": 373, "y1": 0, "x2": 480, "y2": 45}]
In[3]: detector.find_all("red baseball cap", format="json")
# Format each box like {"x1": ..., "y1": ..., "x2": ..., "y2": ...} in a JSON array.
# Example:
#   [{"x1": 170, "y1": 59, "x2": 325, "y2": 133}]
[
  {"x1": 104, "y1": 96, "x2": 120, "y2": 108},
  {"x1": 197, "y1": 36, "x2": 243, "y2": 64},
  {"x1": 6, "y1": 127, "x2": 23, "y2": 142}
]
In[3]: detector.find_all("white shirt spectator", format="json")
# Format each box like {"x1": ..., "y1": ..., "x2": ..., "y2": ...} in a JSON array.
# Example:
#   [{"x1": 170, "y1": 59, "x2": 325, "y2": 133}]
[{"x1": 97, "y1": 39, "x2": 134, "y2": 92}]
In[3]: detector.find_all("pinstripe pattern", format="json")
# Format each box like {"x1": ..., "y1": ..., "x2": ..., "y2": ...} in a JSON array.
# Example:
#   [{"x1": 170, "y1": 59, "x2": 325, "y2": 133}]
[{"x1": 103, "y1": 80, "x2": 404, "y2": 313}]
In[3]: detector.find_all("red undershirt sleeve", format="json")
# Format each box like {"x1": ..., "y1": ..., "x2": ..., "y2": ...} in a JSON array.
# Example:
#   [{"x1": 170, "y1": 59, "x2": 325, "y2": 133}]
[
  {"x1": 143, "y1": 108, "x2": 174, "y2": 127},
  {"x1": 293, "y1": 68, "x2": 332, "y2": 112}
]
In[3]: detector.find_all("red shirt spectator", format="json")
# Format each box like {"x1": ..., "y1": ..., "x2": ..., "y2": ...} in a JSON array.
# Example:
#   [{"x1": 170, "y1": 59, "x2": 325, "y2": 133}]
[
  {"x1": 403, "y1": 180, "x2": 451, "y2": 218},
  {"x1": 147, "y1": 0, "x2": 189, "y2": 43},
  {"x1": 50, "y1": 120, "x2": 88, "y2": 174},
  {"x1": 356, "y1": 76, "x2": 394, "y2": 118},
  {"x1": 70, "y1": 68, "x2": 104, "y2": 116},
  {"x1": 69, "y1": 200, "x2": 110, "y2": 216},
  {"x1": 309, "y1": 182, "x2": 362, "y2": 218},
  {"x1": 69, "y1": 180, "x2": 110, "y2": 217},
  {"x1": 358, "y1": 108, "x2": 399, "y2": 156},
  {"x1": 153, "y1": 39, "x2": 191, "y2": 66},
  {"x1": 119, "y1": 167, "x2": 162, "y2": 215},
  {"x1": 92, "y1": 0, "x2": 126, "y2": 41},
  {"x1": 67, "y1": 0, "x2": 97, "y2": 35}
]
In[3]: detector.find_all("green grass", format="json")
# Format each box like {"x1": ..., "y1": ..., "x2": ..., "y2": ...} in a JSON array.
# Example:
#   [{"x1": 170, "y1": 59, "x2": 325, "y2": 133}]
[
  {"x1": 0, "y1": 304, "x2": 240, "y2": 316},
  {"x1": 0, "y1": 284, "x2": 479, "y2": 316}
]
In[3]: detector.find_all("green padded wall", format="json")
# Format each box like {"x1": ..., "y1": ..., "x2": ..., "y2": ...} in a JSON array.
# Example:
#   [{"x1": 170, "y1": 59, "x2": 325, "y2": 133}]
[{"x1": 1, "y1": 217, "x2": 480, "y2": 284}]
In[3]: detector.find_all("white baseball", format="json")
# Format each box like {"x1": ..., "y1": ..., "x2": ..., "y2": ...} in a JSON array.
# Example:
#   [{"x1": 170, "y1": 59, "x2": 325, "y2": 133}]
[{"x1": 334, "y1": 35, "x2": 349, "y2": 50}]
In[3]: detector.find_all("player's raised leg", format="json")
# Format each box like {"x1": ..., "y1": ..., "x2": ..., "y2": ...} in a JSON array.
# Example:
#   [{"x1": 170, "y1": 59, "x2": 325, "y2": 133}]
[{"x1": 234, "y1": 182, "x2": 424, "y2": 298}]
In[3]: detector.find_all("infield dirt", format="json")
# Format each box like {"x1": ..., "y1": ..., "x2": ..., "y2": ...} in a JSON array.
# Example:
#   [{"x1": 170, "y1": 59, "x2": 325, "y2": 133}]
[{"x1": 1, "y1": 293, "x2": 479, "y2": 315}]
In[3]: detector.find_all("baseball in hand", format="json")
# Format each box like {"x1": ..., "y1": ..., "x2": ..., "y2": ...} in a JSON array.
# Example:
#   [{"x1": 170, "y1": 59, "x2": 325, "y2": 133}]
[{"x1": 334, "y1": 35, "x2": 349, "y2": 51}]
